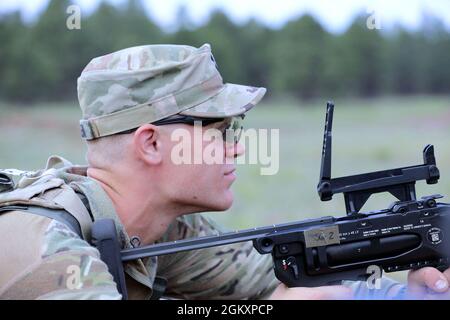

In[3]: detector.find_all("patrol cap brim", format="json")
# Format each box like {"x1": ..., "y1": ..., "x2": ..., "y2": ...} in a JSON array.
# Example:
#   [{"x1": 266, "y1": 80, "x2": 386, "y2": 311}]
[{"x1": 179, "y1": 83, "x2": 266, "y2": 118}]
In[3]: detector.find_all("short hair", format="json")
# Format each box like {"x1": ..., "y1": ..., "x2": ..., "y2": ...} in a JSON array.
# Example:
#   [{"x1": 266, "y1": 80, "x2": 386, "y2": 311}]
[{"x1": 85, "y1": 133, "x2": 132, "y2": 169}]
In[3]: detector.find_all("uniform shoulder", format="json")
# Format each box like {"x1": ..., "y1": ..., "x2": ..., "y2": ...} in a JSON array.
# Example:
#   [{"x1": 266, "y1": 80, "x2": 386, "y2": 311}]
[{"x1": 0, "y1": 211, "x2": 119, "y2": 299}]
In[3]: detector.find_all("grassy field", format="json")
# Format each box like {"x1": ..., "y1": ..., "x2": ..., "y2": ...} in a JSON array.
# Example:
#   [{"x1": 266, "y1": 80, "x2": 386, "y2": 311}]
[{"x1": 1, "y1": 95, "x2": 449, "y2": 283}]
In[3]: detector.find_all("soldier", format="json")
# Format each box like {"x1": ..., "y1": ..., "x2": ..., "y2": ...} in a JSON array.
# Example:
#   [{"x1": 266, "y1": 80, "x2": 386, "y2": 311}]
[{"x1": 0, "y1": 43, "x2": 449, "y2": 300}]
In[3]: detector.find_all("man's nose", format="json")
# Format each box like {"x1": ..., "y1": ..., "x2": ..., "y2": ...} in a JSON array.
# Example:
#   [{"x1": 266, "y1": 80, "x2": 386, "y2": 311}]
[{"x1": 225, "y1": 141, "x2": 245, "y2": 158}]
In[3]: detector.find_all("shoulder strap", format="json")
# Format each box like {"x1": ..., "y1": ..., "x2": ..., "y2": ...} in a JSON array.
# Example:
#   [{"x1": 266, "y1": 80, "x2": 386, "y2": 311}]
[
  {"x1": 51, "y1": 186, "x2": 93, "y2": 241},
  {"x1": 0, "y1": 204, "x2": 83, "y2": 238},
  {"x1": 91, "y1": 219, "x2": 128, "y2": 300}
]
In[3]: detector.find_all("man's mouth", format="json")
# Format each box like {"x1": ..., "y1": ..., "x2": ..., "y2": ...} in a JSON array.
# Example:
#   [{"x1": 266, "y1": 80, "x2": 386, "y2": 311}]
[
  {"x1": 224, "y1": 168, "x2": 236, "y2": 176},
  {"x1": 224, "y1": 168, "x2": 237, "y2": 183}
]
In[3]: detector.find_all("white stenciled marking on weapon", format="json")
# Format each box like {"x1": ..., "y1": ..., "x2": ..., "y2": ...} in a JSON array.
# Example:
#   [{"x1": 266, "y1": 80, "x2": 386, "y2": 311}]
[
  {"x1": 304, "y1": 225, "x2": 340, "y2": 248},
  {"x1": 363, "y1": 229, "x2": 380, "y2": 237},
  {"x1": 381, "y1": 226, "x2": 402, "y2": 234},
  {"x1": 427, "y1": 227, "x2": 443, "y2": 245}
]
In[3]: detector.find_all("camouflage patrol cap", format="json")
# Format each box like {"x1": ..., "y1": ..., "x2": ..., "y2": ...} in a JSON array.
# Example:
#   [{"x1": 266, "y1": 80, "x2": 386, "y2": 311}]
[{"x1": 78, "y1": 43, "x2": 266, "y2": 140}]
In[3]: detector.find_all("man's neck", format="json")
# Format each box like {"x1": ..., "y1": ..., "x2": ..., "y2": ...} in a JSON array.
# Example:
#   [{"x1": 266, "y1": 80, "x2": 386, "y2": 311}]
[{"x1": 87, "y1": 167, "x2": 180, "y2": 246}]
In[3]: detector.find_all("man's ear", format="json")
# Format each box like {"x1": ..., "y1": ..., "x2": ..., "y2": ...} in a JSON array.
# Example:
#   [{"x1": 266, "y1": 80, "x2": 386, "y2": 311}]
[{"x1": 132, "y1": 124, "x2": 163, "y2": 165}]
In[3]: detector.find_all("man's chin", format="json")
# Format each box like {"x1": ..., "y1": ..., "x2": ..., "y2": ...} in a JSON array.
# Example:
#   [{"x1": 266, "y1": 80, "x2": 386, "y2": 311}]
[
  {"x1": 182, "y1": 190, "x2": 234, "y2": 213},
  {"x1": 208, "y1": 191, "x2": 234, "y2": 211}
]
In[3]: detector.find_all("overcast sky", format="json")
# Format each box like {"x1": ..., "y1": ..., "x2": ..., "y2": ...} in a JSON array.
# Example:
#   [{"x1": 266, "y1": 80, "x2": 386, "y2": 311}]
[{"x1": 1, "y1": 0, "x2": 450, "y2": 32}]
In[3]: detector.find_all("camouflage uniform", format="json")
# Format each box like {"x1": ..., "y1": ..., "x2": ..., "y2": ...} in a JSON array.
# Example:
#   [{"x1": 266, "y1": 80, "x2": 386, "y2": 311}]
[
  {"x1": 0, "y1": 158, "x2": 278, "y2": 299},
  {"x1": 0, "y1": 43, "x2": 402, "y2": 299}
]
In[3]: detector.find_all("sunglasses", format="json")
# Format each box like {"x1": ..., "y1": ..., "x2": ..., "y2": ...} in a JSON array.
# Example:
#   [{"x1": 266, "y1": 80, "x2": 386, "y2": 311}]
[{"x1": 118, "y1": 114, "x2": 245, "y2": 144}]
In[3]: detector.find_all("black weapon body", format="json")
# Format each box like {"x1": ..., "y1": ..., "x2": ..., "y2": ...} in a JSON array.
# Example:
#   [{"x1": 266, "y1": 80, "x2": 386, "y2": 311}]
[
  {"x1": 115, "y1": 195, "x2": 450, "y2": 287},
  {"x1": 254, "y1": 196, "x2": 450, "y2": 287}
]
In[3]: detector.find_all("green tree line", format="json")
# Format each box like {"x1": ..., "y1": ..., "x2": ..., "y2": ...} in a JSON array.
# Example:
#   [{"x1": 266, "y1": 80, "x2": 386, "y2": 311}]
[{"x1": 0, "y1": 0, "x2": 449, "y2": 102}]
